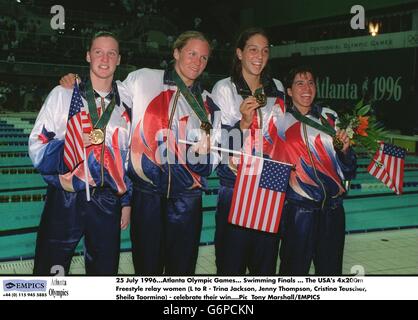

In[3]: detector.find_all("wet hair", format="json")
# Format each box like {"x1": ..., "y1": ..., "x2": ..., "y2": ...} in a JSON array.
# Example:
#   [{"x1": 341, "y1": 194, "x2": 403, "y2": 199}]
[
  {"x1": 88, "y1": 31, "x2": 119, "y2": 51},
  {"x1": 231, "y1": 27, "x2": 271, "y2": 83},
  {"x1": 285, "y1": 66, "x2": 316, "y2": 90},
  {"x1": 284, "y1": 66, "x2": 316, "y2": 108},
  {"x1": 173, "y1": 30, "x2": 211, "y2": 56}
]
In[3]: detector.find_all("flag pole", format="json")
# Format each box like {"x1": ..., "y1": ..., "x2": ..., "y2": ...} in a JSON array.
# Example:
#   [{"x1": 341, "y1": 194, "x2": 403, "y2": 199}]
[
  {"x1": 77, "y1": 74, "x2": 90, "y2": 202},
  {"x1": 83, "y1": 147, "x2": 91, "y2": 202},
  {"x1": 178, "y1": 139, "x2": 295, "y2": 169}
]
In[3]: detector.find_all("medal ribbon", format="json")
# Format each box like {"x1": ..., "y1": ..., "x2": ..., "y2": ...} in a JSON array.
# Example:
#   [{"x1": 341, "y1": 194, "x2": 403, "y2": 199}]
[
  {"x1": 171, "y1": 70, "x2": 211, "y2": 132},
  {"x1": 85, "y1": 79, "x2": 116, "y2": 129},
  {"x1": 289, "y1": 106, "x2": 336, "y2": 136}
]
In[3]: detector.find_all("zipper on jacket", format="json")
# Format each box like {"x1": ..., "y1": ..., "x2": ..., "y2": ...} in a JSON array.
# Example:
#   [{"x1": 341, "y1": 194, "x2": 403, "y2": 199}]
[
  {"x1": 166, "y1": 89, "x2": 181, "y2": 198},
  {"x1": 256, "y1": 108, "x2": 263, "y2": 157},
  {"x1": 100, "y1": 128, "x2": 106, "y2": 187},
  {"x1": 302, "y1": 122, "x2": 327, "y2": 209}
]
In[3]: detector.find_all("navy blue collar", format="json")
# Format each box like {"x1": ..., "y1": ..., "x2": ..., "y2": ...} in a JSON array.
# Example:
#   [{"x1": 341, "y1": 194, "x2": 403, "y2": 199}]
[
  {"x1": 233, "y1": 74, "x2": 281, "y2": 98},
  {"x1": 163, "y1": 67, "x2": 203, "y2": 96},
  {"x1": 288, "y1": 103, "x2": 322, "y2": 119},
  {"x1": 78, "y1": 77, "x2": 121, "y2": 107}
]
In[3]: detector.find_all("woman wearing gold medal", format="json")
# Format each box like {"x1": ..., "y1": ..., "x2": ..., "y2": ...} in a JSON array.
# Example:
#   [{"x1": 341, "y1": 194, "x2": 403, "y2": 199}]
[
  {"x1": 123, "y1": 31, "x2": 221, "y2": 275},
  {"x1": 211, "y1": 28, "x2": 286, "y2": 275},
  {"x1": 29, "y1": 32, "x2": 132, "y2": 275},
  {"x1": 269, "y1": 66, "x2": 357, "y2": 275},
  {"x1": 59, "y1": 31, "x2": 220, "y2": 276}
]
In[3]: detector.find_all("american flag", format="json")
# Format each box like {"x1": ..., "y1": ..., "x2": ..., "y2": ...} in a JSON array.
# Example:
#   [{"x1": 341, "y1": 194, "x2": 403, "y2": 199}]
[
  {"x1": 63, "y1": 84, "x2": 92, "y2": 172},
  {"x1": 367, "y1": 142, "x2": 406, "y2": 194},
  {"x1": 228, "y1": 154, "x2": 292, "y2": 233}
]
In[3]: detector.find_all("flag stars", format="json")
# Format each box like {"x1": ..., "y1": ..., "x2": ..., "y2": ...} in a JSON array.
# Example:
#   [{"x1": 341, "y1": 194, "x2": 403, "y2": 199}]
[
  {"x1": 259, "y1": 160, "x2": 291, "y2": 192},
  {"x1": 383, "y1": 143, "x2": 406, "y2": 159}
]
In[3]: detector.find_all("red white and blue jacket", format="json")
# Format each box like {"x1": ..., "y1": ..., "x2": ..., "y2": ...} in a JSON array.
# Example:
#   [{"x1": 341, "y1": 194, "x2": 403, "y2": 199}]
[
  {"x1": 266, "y1": 104, "x2": 357, "y2": 208},
  {"x1": 123, "y1": 68, "x2": 221, "y2": 196},
  {"x1": 211, "y1": 75, "x2": 286, "y2": 187},
  {"x1": 29, "y1": 80, "x2": 132, "y2": 206}
]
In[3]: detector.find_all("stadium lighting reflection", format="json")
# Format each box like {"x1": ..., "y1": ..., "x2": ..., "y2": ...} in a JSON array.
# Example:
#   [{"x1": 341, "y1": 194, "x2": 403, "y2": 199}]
[{"x1": 369, "y1": 22, "x2": 379, "y2": 37}]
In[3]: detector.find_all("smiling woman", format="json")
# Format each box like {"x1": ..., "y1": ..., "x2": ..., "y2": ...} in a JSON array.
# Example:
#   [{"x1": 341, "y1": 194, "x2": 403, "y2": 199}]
[
  {"x1": 237, "y1": 34, "x2": 269, "y2": 87},
  {"x1": 211, "y1": 27, "x2": 286, "y2": 276},
  {"x1": 273, "y1": 65, "x2": 357, "y2": 276},
  {"x1": 86, "y1": 31, "x2": 121, "y2": 87},
  {"x1": 173, "y1": 36, "x2": 210, "y2": 87},
  {"x1": 28, "y1": 30, "x2": 132, "y2": 276},
  {"x1": 287, "y1": 72, "x2": 316, "y2": 114},
  {"x1": 121, "y1": 30, "x2": 222, "y2": 276}
]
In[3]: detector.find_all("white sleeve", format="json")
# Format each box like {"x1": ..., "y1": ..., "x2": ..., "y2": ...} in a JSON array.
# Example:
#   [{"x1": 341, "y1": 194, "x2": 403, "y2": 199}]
[
  {"x1": 122, "y1": 69, "x2": 141, "y2": 99},
  {"x1": 211, "y1": 80, "x2": 241, "y2": 127},
  {"x1": 28, "y1": 86, "x2": 71, "y2": 173}
]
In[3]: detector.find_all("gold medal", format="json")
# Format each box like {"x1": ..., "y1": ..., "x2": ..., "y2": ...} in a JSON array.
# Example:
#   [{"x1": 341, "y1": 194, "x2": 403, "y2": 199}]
[
  {"x1": 200, "y1": 122, "x2": 212, "y2": 134},
  {"x1": 90, "y1": 128, "x2": 104, "y2": 145},
  {"x1": 254, "y1": 92, "x2": 267, "y2": 107},
  {"x1": 333, "y1": 136, "x2": 344, "y2": 151}
]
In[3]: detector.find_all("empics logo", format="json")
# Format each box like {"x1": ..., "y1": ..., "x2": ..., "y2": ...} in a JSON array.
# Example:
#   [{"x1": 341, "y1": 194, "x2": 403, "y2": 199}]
[
  {"x1": 4, "y1": 282, "x2": 16, "y2": 289},
  {"x1": 3, "y1": 280, "x2": 47, "y2": 292}
]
